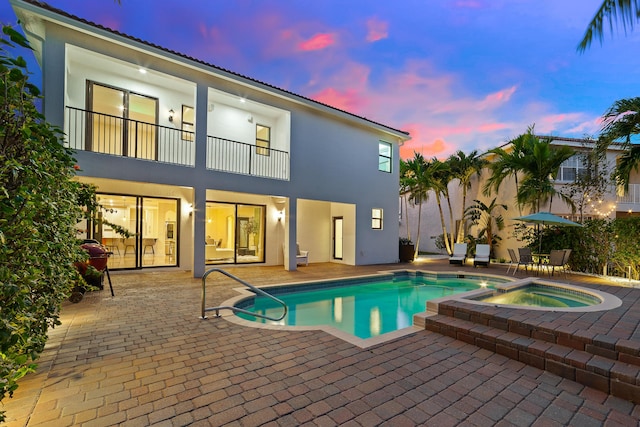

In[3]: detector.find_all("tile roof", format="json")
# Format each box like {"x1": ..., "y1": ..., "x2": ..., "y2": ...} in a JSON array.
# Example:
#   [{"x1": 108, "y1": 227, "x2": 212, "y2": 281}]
[{"x1": 19, "y1": 0, "x2": 410, "y2": 138}]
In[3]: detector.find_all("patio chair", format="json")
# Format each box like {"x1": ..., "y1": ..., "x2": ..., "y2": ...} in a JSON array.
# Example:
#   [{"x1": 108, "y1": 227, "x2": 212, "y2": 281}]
[
  {"x1": 562, "y1": 249, "x2": 572, "y2": 273},
  {"x1": 544, "y1": 249, "x2": 568, "y2": 277},
  {"x1": 516, "y1": 247, "x2": 535, "y2": 275},
  {"x1": 473, "y1": 244, "x2": 490, "y2": 267},
  {"x1": 449, "y1": 243, "x2": 467, "y2": 265},
  {"x1": 296, "y1": 243, "x2": 309, "y2": 266},
  {"x1": 283, "y1": 243, "x2": 309, "y2": 266},
  {"x1": 506, "y1": 248, "x2": 519, "y2": 275}
]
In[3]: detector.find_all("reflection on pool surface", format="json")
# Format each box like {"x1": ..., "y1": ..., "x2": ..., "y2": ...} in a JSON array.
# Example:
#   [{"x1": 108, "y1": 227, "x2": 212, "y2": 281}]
[
  {"x1": 477, "y1": 284, "x2": 601, "y2": 308},
  {"x1": 236, "y1": 273, "x2": 508, "y2": 339}
]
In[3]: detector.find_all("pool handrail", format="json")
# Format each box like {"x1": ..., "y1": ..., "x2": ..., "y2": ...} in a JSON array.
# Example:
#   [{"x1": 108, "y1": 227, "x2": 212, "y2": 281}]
[{"x1": 200, "y1": 268, "x2": 288, "y2": 321}]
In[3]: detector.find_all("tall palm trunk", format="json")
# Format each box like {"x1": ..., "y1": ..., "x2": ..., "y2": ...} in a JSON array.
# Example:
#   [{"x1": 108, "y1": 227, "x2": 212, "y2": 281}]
[
  {"x1": 414, "y1": 198, "x2": 423, "y2": 260},
  {"x1": 457, "y1": 184, "x2": 467, "y2": 243},
  {"x1": 436, "y1": 193, "x2": 452, "y2": 255}
]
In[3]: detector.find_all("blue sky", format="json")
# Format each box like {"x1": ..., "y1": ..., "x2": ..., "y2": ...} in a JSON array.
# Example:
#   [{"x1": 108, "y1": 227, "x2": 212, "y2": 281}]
[{"x1": 2, "y1": 0, "x2": 639, "y2": 158}]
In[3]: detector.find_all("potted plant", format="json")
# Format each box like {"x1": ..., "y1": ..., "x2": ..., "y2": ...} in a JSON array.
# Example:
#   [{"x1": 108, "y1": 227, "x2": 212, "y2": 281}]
[{"x1": 399, "y1": 237, "x2": 415, "y2": 262}]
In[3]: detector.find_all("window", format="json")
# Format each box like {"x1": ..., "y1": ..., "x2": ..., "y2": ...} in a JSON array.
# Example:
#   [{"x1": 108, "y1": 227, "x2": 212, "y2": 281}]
[
  {"x1": 372, "y1": 208, "x2": 383, "y2": 229},
  {"x1": 379, "y1": 141, "x2": 392, "y2": 172},
  {"x1": 558, "y1": 154, "x2": 589, "y2": 182},
  {"x1": 256, "y1": 124, "x2": 270, "y2": 156},
  {"x1": 181, "y1": 105, "x2": 194, "y2": 142},
  {"x1": 87, "y1": 81, "x2": 158, "y2": 160}
]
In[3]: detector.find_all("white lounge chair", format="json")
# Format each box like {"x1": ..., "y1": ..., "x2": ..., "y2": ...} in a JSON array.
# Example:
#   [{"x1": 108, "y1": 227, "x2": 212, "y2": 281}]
[
  {"x1": 474, "y1": 244, "x2": 490, "y2": 267},
  {"x1": 449, "y1": 243, "x2": 467, "y2": 265}
]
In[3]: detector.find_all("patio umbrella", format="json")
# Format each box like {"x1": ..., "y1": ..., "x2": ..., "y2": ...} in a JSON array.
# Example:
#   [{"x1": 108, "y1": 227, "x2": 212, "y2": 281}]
[{"x1": 513, "y1": 211, "x2": 582, "y2": 254}]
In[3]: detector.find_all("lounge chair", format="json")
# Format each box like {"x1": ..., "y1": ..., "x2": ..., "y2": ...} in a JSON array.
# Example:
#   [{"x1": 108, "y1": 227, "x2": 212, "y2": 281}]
[
  {"x1": 473, "y1": 244, "x2": 490, "y2": 267},
  {"x1": 449, "y1": 243, "x2": 467, "y2": 265}
]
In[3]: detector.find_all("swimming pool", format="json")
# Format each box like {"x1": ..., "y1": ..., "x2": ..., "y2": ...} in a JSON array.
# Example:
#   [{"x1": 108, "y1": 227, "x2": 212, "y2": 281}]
[{"x1": 234, "y1": 272, "x2": 508, "y2": 340}]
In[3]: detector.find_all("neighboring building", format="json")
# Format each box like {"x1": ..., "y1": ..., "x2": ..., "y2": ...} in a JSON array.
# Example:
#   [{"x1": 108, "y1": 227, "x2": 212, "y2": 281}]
[
  {"x1": 401, "y1": 136, "x2": 640, "y2": 260},
  {"x1": 11, "y1": 0, "x2": 409, "y2": 277}
]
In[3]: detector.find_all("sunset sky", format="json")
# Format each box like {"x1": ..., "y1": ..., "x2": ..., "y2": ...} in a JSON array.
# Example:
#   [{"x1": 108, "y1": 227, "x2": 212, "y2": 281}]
[{"x1": 3, "y1": 0, "x2": 640, "y2": 158}]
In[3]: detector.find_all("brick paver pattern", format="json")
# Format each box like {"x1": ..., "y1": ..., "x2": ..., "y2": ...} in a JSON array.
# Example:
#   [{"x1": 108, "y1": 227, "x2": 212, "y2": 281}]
[{"x1": 3, "y1": 261, "x2": 640, "y2": 426}]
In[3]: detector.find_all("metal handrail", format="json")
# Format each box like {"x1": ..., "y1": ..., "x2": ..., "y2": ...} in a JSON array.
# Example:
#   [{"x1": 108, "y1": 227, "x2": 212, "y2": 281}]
[{"x1": 200, "y1": 268, "x2": 288, "y2": 321}]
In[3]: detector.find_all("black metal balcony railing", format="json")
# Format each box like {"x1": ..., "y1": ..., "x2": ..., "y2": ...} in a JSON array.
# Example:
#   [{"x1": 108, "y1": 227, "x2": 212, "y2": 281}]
[
  {"x1": 65, "y1": 107, "x2": 290, "y2": 180},
  {"x1": 66, "y1": 106, "x2": 195, "y2": 166},
  {"x1": 206, "y1": 136, "x2": 289, "y2": 180}
]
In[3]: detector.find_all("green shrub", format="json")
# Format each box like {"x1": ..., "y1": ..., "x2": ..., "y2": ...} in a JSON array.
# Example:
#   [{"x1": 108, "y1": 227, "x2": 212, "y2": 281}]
[{"x1": 0, "y1": 26, "x2": 87, "y2": 421}]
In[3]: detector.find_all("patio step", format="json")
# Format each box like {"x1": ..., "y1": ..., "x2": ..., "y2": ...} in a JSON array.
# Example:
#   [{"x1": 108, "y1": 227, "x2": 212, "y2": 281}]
[{"x1": 422, "y1": 314, "x2": 640, "y2": 404}]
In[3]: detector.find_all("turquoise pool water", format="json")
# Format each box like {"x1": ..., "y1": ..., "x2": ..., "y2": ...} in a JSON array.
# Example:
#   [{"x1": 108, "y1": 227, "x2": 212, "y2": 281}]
[{"x1": 236, "y1": 275, "x2": 501, "y2": 339}]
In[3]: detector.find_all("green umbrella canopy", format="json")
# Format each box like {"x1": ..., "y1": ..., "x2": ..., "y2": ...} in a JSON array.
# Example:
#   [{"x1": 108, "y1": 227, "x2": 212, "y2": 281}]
[
  {"x1": 513, "y1": 212, "x2": 583, "y2": 227},
  {"x1": 513, "y1": 211, "x2": 582, "y2": 254}
]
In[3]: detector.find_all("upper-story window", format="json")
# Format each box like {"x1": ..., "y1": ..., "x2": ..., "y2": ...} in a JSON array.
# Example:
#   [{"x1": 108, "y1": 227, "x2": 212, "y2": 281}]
[
  {"x1": 379, "y1": 141, "x2": 392, "y2": 172},
  {"x1": 558, "y1": 153, "x2": 589, "y2": 182},
  {"x1": 181, "y1": 105, "x2": 194, "y2": 142},
  {"x1": 256, "y1": 124, "x2": 270, "y2": 156}
]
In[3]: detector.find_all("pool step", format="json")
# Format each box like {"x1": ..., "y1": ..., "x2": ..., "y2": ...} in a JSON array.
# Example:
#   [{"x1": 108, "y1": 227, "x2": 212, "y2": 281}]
[{"x1": 422, "y1": 313, "x2": 640, "y2": 404}]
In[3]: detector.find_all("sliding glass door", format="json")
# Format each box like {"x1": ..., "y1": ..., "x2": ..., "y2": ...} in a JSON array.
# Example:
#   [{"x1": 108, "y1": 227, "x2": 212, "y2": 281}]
[
  {"x1": 88, "y1": 82, "x2": 158, "y2": 160},
  {"x1": 205, "y1": 202, "x2": 265, "y2": 264},
  {"x1": 94, "y1": 194, "x2": 178, "y2": 269}
]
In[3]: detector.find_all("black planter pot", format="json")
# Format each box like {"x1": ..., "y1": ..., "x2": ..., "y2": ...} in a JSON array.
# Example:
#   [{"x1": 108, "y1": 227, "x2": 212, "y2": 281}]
[{"x1": 399, "y1": 244, "x2": 415, "y2": 262}]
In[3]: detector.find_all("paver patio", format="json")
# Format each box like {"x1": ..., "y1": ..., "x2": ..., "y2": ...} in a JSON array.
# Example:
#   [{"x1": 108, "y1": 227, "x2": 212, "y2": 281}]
[{"x1": 3, "y1": 259, "x2": 640, "y2": 426}]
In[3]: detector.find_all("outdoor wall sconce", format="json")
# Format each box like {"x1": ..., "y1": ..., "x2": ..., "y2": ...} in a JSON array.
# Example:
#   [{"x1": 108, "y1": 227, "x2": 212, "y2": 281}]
[
  {"x1": 277, "y1": 210, "x2": 284, "y2": 222},
  {"x1": 188, "y1": 203, "x2": 194, "y2": 216},
  {"x1": 168, "y1": 109, "x2": 175, "y2": 122}
]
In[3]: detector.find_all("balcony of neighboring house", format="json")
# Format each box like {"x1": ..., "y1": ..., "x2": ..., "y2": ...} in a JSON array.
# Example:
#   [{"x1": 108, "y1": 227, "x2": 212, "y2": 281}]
[{"x1": 617, "y1": 183, "x2": 640, "y2": 207}]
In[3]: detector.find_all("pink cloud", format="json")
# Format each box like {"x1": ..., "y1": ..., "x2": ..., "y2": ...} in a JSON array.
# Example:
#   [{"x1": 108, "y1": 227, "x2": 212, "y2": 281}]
[
  {"x1": 477, "y1": 86, "x2": 517, "y2": 110},
  {"x1": 366, "y1": 17, "x2": 388, "y2": 42},
  {"x1": 400, "y1": 123, "x2": 456, "y2": 159},
  {"x1": 298, "y1": 33, "x2": 337, "y2": 51},
  {"x1": 311, "y1": 87, "x2": 368, "y2": 112}
]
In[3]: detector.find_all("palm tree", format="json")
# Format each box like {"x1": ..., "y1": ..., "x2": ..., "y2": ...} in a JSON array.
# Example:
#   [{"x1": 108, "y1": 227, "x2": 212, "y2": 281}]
[
  {"x1": 578, "y1": 0, "x2": 640, "y2": 52},
  {"x1": 516, "y1": 138, "x2": 576, "y2": 212},
  {"x1": 449, "y1": 150, "x2": 488, "y2": 243},
  {"x1": 402, "y1": 153, "x2": 433, "y2": 259},
  {"x1": 484, "y1": 126, "x2": 575, "y2": 213},
  {"x1": 483, "y1": 127, "x2": 536, "y2": 215},
  {"x1": 429, "y1": 158, "x2": 454, "y2": 255},
  {"x1": 399, "y1": 158, "x2": 412, "y2": 241},
  {"x1": 597, "y1": 97, "x2": 640, "y2": 192},
  {"x1": 465, "y1": 197, "x2": 507, "y2": 255}
]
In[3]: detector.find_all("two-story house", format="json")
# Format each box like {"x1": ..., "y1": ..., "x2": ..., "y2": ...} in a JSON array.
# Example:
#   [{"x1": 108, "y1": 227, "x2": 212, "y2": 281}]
[{"x1": 11, "y1": 0, "x2": 410, "y2": 277}]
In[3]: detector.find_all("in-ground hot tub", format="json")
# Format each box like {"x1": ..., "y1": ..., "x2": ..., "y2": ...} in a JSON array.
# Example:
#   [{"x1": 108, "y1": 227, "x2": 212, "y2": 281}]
[{"x1": 453, "y1": 278, "x2": 623, "y2": 312}]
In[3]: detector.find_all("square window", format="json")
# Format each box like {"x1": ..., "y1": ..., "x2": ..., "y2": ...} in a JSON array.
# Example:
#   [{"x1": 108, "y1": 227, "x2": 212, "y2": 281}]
[{"x1": 372, "y1": 208, "x2": 383, "y2": 229}]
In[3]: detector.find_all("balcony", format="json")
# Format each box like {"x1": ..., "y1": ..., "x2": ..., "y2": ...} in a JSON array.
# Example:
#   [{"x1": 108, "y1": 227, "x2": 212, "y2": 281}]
[
  {"x1": 65, "y1": 107, "x2": 289, "y2": 180},
  {"x1": 66, "y1": 106, "x2": 195, "y2": 166},
  {"x1": 206, "y1": 136, "x2": 289, "y2": 180},
  {"x1": 617, "y1": 183, "x2": 640, "y2": 204}
]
